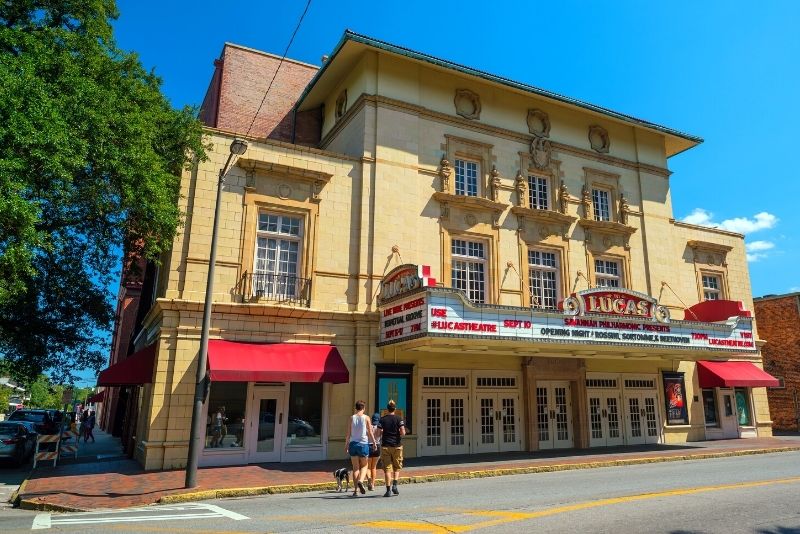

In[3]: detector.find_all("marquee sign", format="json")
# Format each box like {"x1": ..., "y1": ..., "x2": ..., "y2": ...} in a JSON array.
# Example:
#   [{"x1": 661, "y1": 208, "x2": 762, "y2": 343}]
[
  {"x1": 562, "y1": 288, "x2": 671, "y2": 323},
  {"x1": 377, "y1": 268, "x2": 756, "y2": 354},
  {"x1": 377, "y1": 264, "x2": 436, "y2": 306}
]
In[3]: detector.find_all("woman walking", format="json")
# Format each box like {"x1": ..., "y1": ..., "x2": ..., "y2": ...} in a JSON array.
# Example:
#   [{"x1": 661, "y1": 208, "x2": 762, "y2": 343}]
[
  {"x1": 344, "y1": 400, "x2": 377, "y2": 497},
  {"x1": 367, "y1": 412, "x2": 382, "y2": 490}
]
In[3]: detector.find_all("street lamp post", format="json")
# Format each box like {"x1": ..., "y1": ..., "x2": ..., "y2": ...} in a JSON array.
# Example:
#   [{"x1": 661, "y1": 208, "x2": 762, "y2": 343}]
[{"x1": 185, "y1": 138, "x2": 248, "y2": 488}]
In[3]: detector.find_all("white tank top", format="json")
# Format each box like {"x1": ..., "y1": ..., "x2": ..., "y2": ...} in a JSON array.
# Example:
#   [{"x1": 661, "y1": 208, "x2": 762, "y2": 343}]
[{"x1": 350, "y1": 414, "x2": 368, "y2": 444}]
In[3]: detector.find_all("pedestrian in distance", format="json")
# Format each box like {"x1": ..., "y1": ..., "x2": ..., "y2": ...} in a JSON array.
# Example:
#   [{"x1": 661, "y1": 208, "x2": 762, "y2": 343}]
[
  {"x1": 378, "y1": 399, "x2": 405, "y2": 497},
  {"x1": 344, "y1": 400, "x2": 377, "y2": 497},
  {"x1": 85, "y1": 410, "x2": 96, "y2": 443},
  {"x1": 80, "y1": 410, "x2": 89, "y2": 441},
  {"x1": 367, "y1": 412, "x2": 382, "y2": 490}
]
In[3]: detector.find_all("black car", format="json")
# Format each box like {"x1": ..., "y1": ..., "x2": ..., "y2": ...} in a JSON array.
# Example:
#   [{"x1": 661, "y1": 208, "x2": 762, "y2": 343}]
[
  {"x1": 0, "y1": 422, "x2": 36, "y2": 465},
  {"x1": 7, "y1": 410, "x2": 59, "y2": 434}
]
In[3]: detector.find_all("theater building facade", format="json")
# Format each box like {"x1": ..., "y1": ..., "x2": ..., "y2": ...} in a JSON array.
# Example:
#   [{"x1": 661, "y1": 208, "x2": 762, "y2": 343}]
[{"x1": 99, "y1": 32, "x2": 776, "y2": 470}]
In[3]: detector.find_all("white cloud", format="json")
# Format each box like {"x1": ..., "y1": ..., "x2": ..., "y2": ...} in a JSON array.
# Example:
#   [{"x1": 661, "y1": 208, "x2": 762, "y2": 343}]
[
  {"x1": 790, "y1": 286, "x2": 800, "y2": 292},
  {"x1": 681, "y1": 209, "x2": 778, "y2": 235},
  {"x1": 746, "y1": 241, "x2": 775, "y2": 252},
  {"x1": 745, "y1": 241, "x2": 775, "y2": 262}
]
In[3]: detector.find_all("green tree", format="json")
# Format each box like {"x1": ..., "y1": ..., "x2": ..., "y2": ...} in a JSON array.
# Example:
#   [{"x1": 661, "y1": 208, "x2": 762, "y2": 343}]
[
  {"x1": 0, "y1": 386, "x2": 10, "y2": 412},
  {"x1": 0, "y1": 1, "x2": 206, "y2": 382},
  {"x1": 28, "y1": 375, "x2": 62, "y2": 409}
]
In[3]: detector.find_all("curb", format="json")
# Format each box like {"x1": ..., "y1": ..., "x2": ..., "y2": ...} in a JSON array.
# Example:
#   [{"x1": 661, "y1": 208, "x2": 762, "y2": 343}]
[
  {"x1": 7, "y1": 478, "x2": 28, "y2": 508},
  {"x1": 158, "y1": 446, "x2": 800, "y2": 505},
  {"x1": 19, "y1": 499, "x2": 88, "y2": 513}
]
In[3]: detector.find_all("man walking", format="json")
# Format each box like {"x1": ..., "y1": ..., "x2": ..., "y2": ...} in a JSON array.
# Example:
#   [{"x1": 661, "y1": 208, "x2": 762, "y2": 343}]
[{"x1": 377, "y1": 400, "x2": 405, "y2": 497}]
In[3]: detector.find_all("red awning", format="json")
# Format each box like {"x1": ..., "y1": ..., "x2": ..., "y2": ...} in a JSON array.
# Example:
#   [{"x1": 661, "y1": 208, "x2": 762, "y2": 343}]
[
  {"x1": 87, "y1": 390, "x2": 106, "y2": 403},
  {"x1": 697, "y1": 360, "x2": 780, "y2": 388},
  {"x1": 97, "y1": 344, "x2": 157, "y2": 387},
  {"x1": 207, "y1": 341, "x2": 349, "y2": 383}
]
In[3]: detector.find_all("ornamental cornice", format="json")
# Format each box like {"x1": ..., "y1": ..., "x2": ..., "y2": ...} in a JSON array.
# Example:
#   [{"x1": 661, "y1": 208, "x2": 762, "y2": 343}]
[
  {"x1": 510, "y1": 206, "x2": 576, "y2": 226},
  {"x1": 686, "y1": 240, "x2": 734, "y2": 254},
  {"x1": 431, "y1": 191, "x2": 509, "y2": 213},
  {"x1": 577, "y1": 218, "x2": 637, "y2": 237}
]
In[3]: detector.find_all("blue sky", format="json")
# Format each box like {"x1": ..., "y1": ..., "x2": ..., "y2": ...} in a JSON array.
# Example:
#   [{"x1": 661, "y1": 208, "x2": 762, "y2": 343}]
[{"x1": 106, "y1": 0, "x2": 797, "y2": 318}]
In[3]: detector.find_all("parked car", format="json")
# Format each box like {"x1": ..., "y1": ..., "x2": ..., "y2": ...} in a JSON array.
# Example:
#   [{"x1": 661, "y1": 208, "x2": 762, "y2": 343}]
[
  {"x1": 288, "y1": 417, "x2": 315, "y2": 437},
  {"x1": 7, "y1": 410, "x2": 59, "y2": 434},
  {"x1": 0, "y1": 422, "x2": 36, "y2": 465},
  {"x1": 257, "y1": 413, "x2": 316, "y2": 440}
]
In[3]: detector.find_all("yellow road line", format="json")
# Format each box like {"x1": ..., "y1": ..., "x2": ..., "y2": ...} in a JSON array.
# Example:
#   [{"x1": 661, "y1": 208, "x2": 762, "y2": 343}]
[{"x1": 361, "y1": 475, "x2": 800, "y2": 532}]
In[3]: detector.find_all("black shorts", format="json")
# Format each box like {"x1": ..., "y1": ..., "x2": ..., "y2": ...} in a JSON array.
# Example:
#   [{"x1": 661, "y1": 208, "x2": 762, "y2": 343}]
[{"x1": 368, "y1": 445, "x2": 381, "y2": 458}]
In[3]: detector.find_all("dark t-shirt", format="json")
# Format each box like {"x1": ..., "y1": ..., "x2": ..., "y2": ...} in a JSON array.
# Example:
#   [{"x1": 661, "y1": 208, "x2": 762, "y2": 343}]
[{"x1": 378, "y1": 413, "x2": 405, "y2": 447}]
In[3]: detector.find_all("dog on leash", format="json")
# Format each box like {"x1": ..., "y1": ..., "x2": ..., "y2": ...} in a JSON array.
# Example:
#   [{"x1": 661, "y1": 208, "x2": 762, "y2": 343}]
[{"x1": 334, "y1": 468, "x2": 350, "y2": 492}]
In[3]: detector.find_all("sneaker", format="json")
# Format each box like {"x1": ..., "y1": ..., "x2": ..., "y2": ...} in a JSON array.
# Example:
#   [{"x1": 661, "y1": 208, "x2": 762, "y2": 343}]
[
  {"x1": 357, "y1": 482, "x2": 366, "y2": 495},
  {"x1": 383, "y1": 488, "x2": 392, "y2": 497},
  {"x1": 392, "y1": 483, "x2": 399, "y2": 495},
  {"x1": 351, "y1": 490, "x2": 358, "y2": 498},
  {"x1": 367, "y1": 481, "x2": 374, "y2": 491}
]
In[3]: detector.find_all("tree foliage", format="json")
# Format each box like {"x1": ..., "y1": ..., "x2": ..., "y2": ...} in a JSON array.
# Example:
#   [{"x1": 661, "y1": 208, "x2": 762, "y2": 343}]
[{"x1": 0, "y1": 1, "x2": 206, "y2": 382}]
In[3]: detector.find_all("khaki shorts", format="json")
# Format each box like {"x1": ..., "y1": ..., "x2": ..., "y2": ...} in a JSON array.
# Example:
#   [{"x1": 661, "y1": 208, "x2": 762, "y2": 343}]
[{"x1": 380, "y1": 445, "x2": 403, "y2": 472}]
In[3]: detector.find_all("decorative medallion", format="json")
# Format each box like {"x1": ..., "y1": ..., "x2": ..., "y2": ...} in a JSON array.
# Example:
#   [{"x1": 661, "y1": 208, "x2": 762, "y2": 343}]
[
  {"x1": 277, "y1": 183, "x2": 292, "y2": 199},
  {"x1": 465, "y1": 214, "x2": 478, "y2": 226},
  {"x1": 454, "y1": 89, "x2": 481, "y2": 120},
  {"x1": 526, "y1": 109, "x2": 551, "y2": 137},
  {"x1": 538, "y1": 225, "x2": 550, "y2": 239},
  {"x1": 603, "y1": 236, "x2": 612, "y2": 248},
  {"x1": 335, "y1": 89, "x2": 347, "y2": 119},
  {"x1": 530, "y1": 136, "x2": 552, "y2": 170},
  {"x1": 588, "y1": 125, "x2": 610, "y2": 153}
]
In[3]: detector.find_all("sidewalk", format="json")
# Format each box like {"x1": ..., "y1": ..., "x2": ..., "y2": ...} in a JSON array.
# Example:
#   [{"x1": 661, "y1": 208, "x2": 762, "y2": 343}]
[{"x1": 14, "y1": 436, "x2": 800, "y2": 512}]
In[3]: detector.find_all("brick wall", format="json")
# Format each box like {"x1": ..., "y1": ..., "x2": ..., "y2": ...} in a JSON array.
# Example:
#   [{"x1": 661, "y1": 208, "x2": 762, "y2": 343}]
[
  {"x1": 201, "y1": 44, "x2": 320, "y2": 144},
  {"x1": 754, "y1": 294, "x2": 800, "y2": 431}
]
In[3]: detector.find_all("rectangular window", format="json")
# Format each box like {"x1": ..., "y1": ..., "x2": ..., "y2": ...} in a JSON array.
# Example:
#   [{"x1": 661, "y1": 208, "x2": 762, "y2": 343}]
[
  {"x1": 595, "y1": 259, "x2": 622, "y2": 288},
  {"x1": 455, "y1": 159, "x2": 479, "y2": 197},
  {"x1": 592, "y1": 188, "x2": 611, "y2": 221},
  {"x1": 254, "y1": 213, "x2": 303, "y2": 299},
  {"x1": 529, "y1": 249, "x2": 559, "y2": 309},
  {"x1": 286, "y1": 383, "x2": 322, "y2": 446},
  {"x1": 702, "y1": 274, "x2": 722, "y2": 301},
  {"x1": 205, "y1": 382, "x2": 247, "y2": 449},
  {"x1": 452, "y1": 239, "x2": 486, "y2": 303},
  {"x1": 702, "y1": 389, "x2": 718, "y2": 426},
  {"x1": 528, "y1": 176, "x2": 549, "y2": 210}
]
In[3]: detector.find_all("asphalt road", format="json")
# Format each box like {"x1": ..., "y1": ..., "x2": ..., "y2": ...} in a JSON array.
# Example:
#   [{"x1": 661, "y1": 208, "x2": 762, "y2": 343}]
[{"x1": 2, "y1": 451, "x2": 800, "y2": 533}]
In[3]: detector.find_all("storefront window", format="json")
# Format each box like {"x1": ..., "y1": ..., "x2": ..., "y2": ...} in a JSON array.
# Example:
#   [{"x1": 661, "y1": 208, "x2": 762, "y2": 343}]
[
  {"x1": 205, "y1": 382, "x2": 247, "y2": 449},
  {"x1": 286, "y1": 383, "x2": 322, "y2": 446},
  {"x1": 734, "y1": 388, "x2": 752, "y2": 426},
  {"x1": 702, "y1": 389, "x2": 718, "y2": 426}
]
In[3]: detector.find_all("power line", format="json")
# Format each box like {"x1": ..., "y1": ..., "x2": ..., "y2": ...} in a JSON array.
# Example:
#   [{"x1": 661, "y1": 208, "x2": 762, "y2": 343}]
[{"x1": 245, "y1": 0, "x2": 313, "y2": 138}]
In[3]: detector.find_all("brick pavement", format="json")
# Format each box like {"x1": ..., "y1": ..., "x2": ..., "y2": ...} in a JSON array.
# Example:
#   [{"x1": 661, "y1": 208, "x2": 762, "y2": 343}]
[{"x1": 16, "y1": 437, "x2": 800, "y2": 511}]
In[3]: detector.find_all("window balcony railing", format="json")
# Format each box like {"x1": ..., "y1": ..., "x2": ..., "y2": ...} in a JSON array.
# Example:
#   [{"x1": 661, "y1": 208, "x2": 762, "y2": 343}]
[{"x1": 235, "y1": 271, "x2": 311, "y2": 307}]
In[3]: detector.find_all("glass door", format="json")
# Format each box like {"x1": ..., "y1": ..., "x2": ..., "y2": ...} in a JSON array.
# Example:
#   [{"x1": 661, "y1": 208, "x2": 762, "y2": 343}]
[
  {"x1": 537, "y1": 381, "x2": 573, "y2": 450},
  {"x1": 588, "y1": 393, "x2": 623, "y2": 447},
  {"x1": 248, "y1": 391, "x2": 285, "y2": 463}
]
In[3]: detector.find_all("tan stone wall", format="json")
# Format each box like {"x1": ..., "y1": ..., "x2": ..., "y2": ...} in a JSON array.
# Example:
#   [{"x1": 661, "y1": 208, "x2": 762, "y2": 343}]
[{"x1": 136, "y1": 48, "x2": 768, "y2": 469}]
